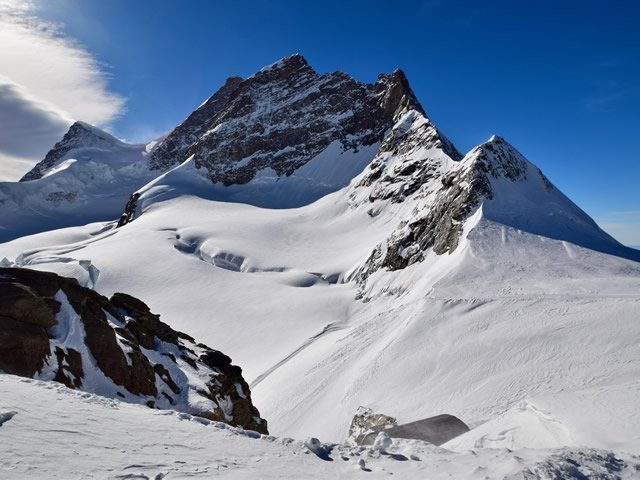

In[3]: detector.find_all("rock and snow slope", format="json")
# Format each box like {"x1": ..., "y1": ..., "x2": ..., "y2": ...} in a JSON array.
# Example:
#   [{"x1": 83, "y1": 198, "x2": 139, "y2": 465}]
[
  {"x1": 1, "y1": 54, "x2": 640, "y2": 477},
  {"x1": 0, "y1": 267, "x2": 266, "y2": 433}
]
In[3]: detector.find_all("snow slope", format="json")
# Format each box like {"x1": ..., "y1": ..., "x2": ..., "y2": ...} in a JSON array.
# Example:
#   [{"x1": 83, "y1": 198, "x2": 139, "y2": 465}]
[
  {"x1": 2, "y1": 171, "x2": 639, "y2": 447},
  {"x1": 1, "y1": 374, "x2": 638, "y2": 479}
]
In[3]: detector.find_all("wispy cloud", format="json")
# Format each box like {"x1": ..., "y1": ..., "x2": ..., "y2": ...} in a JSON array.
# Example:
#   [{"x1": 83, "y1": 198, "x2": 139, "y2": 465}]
[
  {"x1": 584, "y1": 80, "x2": 637, "y2": 112},
  {"x1": 0, "y1": 0, "x2": 125, "y2": 180},
  {"x1": 584, "y1": 54, "x2": 639, "y2": 112}
]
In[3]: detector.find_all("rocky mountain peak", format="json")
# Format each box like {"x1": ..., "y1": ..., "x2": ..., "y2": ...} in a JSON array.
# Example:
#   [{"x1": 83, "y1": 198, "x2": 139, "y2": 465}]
[
  {"x1": 352, "y1": 134, "x2": 548, "y2": 279},
  {"x1": 376, "y1": 69, "x2": 425, "y2": 120},
  {"x1": 353, "y1": 123, "x2": 640, "y2": 284},
  {"x1": 68, "y1": 121, "x2": 117, "y2": 140},
  {"x1": 20, "y1": 121, "x2": 123, "y2": 182},
  {"x1": 254, "y1": 53, "x2": 314, "y2": 81},
  {"x1": 148, "y1": 75, "x2": 244, "y2": 171},
  {"x1": 147, "y1": 55, "x2": 432, "y2": 193}
]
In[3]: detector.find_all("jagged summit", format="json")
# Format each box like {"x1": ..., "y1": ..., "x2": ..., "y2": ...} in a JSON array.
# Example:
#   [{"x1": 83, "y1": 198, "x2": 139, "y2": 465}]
[
  {"x1": 377, "y1": 69, "x2": 425, "y2": 118},
  {"x1": 147, "y1": 54, "x2": 436, "y2": 193}
]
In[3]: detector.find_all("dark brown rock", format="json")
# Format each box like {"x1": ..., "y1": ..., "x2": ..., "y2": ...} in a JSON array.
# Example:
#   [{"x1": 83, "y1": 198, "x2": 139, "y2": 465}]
[
  {"x1": 0, "y1": 315, "x2": 50, "y2": 377},
  {"x1": 200, "y1": 349, "x2": 232, "y2": 368},
  {"x1": 0, "y1": 282, "x2": 58, "y2": 328},
  {"x1": 111, "y1": 292, "x2": 193, "y2": 345}
]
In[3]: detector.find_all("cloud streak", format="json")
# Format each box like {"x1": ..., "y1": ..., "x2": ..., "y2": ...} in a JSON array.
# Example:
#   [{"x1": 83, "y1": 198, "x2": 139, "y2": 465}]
[{"x1": 0, "y1": 0, "x2": 125, "y2": 181}]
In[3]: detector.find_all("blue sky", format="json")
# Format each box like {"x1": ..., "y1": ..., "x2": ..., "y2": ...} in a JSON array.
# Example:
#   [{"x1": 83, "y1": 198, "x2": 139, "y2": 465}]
[{"x1": 2, "y1": 0, "x2": 639, "y2": 245}]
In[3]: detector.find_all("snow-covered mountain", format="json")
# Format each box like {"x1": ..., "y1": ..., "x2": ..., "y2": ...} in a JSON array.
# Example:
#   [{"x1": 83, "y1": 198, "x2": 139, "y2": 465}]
[
  {"x1": 0, "y1": 121, "x2": 157, "y2": 242},
  {"x1": 147, "y1": 53, "x2": 453, "y2": 207},
  {"x1": 20, "y1": 121, "x2": 141, "y2": 182},
  {"x1": 1, "y1": 54, "x2": 639, "y2": 478},
  {"x1": 1, "y1": 54, "x2": 451, "y2": 242}
]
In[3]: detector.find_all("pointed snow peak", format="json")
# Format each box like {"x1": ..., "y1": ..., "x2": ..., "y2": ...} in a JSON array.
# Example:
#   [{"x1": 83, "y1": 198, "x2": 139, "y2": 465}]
[
  {"x1": 70, "y1": 120, "x2": 91, "y2": 130},
  {"x1": 464, "y1": 135, "x2": 529, "y2": 183},
  {"x1": 481, "y1": 135, "x2": 528, "y2": 157},
  {"x1": 269, "y1": 53, "x2": 309, "y2": 68},
  {"x1": 20, "y1": 122, "x2": 123, "y2": 181},
  {"x1": 65, "y1": 121, "x2": 119, "y2": 143}
]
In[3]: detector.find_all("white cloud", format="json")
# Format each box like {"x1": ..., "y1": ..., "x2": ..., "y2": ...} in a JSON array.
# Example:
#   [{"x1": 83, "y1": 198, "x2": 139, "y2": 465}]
[{"x1": 0, "y1": 0, "x2": 125, "y2": 181}]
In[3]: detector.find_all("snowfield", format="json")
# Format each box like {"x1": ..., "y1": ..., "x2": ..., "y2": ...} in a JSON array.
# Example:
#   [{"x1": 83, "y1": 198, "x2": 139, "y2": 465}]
[
  {"x1": 2, "y1": 375, "x2": 639, "y2": 479},
  {"x1": 2, "y1": 182, "x2": 640, "y2": 450}
]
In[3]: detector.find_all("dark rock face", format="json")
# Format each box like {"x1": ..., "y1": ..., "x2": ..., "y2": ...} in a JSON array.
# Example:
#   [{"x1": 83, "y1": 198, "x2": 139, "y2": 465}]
[
  {"x1": 0, "y1": 267, "x2": 267, "y2": 434},
  {"x1": 149, "y1": 54, "x2": 425, "y2": 186},
  {"x1": 0, "y1": 315, "x2": 51, "y2": 377},
  {"x1": 116, "y1": 193, "x2": 140, "y2": 228},
  {"x1": 20, "y1": 122, "x2": 122, "y2": 182},
  {"x1": 0, "y1": 282, "x2": 59, "y2": 328}
]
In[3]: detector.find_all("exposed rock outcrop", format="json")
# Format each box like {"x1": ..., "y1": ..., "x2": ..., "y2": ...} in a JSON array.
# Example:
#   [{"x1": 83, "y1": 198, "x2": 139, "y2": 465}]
[
  {"x1": 116, "y1": 192, "x2": 140, "y2": 227},
  {"x1": 348, "y1": 406, "x2": 398, "y2": 445},
  {"x1": 0, "y1": 267, "x2": 267, "y2": 434}
]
